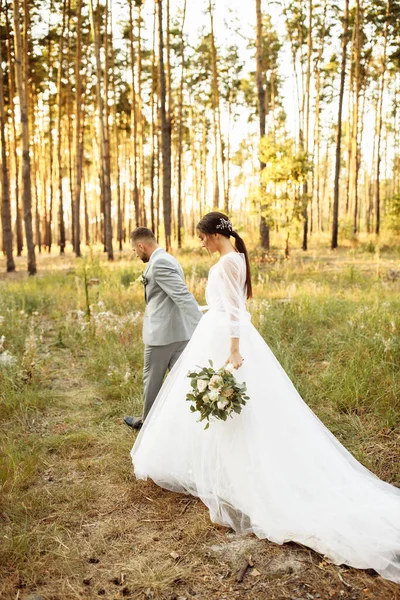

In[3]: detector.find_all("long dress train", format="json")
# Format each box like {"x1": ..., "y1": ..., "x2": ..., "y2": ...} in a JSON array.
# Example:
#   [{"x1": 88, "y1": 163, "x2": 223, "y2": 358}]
[{"x1": 131, "y1": 252, "x2": 400, "y2": 583}]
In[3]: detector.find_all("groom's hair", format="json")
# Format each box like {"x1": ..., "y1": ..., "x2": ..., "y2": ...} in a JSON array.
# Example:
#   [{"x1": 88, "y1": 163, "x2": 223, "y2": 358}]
[{"x1": 130, "y1": 227, "x2": 157, "y2": 244}]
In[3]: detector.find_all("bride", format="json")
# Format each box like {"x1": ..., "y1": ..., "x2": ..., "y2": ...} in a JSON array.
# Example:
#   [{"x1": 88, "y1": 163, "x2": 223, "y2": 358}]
[{"x1": 131, "y1": 211, "x2": 400, "y2": 584}]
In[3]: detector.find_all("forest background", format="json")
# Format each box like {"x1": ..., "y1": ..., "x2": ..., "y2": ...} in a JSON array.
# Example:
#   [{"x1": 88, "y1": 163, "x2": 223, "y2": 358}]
[{"x1": 1, "y1": 0, "x2": 400, "y2": 272}]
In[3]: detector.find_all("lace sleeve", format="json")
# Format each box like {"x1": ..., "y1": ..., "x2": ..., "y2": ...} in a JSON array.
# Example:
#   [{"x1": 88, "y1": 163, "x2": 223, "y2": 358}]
[{"x1": 218, "y1": 254, "x2": 244, "y2": 339}]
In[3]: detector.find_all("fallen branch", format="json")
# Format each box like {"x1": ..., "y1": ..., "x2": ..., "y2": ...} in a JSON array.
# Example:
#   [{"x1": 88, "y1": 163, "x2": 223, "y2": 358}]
[
  {"x1": 138, "y1": 518, "x2": 171, "y2": 523},
  {"x1": 180, "y1": 500, "x2": 192, "y2": 516},
  {"x1": 236, "y1": 555, "x2": 254, "y2": 582}
]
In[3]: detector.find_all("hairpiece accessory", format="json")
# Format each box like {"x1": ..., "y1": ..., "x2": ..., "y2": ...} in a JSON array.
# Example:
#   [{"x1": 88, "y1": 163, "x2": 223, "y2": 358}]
[{"x1": 215, "y1": 217, "x2": 233, "y2": 232}]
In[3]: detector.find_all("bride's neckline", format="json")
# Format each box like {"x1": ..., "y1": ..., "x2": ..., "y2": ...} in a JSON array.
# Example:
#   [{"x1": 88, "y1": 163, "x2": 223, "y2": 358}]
[{"x1": 210, "y1": 251, "x2": 244, "y2": 270}]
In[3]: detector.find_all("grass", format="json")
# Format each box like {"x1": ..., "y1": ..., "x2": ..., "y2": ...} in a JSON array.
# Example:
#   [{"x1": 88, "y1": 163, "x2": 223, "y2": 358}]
[{"x1": 0, "y1": 242, "x2": 400, "y2": 599}]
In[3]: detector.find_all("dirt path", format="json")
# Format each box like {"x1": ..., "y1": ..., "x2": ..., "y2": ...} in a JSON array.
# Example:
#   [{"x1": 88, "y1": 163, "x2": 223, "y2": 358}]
[{"x1": 2, "y1": 331, "x2": 398, "y2": 600}]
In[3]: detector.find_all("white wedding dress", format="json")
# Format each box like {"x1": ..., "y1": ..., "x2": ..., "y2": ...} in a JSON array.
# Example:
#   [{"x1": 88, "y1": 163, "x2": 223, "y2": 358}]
[{"x1": 131, "y1": 252, "x2": 400, "y2": 583}]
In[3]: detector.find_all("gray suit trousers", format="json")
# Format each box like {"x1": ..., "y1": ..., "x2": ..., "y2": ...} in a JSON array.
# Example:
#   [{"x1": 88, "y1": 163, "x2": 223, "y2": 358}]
[{"x1": 142, "y1": 340, "x2": 188, "y2": 420}]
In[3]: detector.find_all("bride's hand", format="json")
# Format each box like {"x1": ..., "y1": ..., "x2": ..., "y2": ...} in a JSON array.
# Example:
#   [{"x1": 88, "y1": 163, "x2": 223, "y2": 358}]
[{"x1": 227, "y1": 350, "x2": 244, "y2": 369}]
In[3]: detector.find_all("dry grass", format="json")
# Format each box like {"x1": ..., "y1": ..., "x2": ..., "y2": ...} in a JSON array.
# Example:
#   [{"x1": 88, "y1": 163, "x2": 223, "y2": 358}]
[{"x1": 1, "y1": 246, "x2": 400, "y2": 599}]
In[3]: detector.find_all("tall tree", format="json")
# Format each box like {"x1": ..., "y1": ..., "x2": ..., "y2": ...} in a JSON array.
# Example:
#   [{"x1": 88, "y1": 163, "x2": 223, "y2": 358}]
[
  {"x1": 5, "y1": 5, "x2": 22, "y2": 255},
  {"x1": 256, "y1": 0, "x2": 270, "y2": 250},
  {"x1": 0, "y1": 6, "x2": 15, "y2": 272},
  {"x1": 74, "y1": 0, "x2": 84, "y2": 256},
  {"x1": 56, "y1": 0, "x2": 67, "y2": 254},
  {"x1": 12, "y1": 0, "x2": 36, "y2": 274},
  {"x1": 89, "y1": 0, "x2": 113, "y2": 259},
  {"x1": 331, "y1": 0, "x2": 349, "y2": 249},
  {"x1": 157, "y1": 0, "x2": 172, "y2": 250},
  {"x1": 177, "y1": 0, "x2": 187, "y2": 248},
  {"x1": 374, "y1": 0, "x2": 390, "y2": 236}
]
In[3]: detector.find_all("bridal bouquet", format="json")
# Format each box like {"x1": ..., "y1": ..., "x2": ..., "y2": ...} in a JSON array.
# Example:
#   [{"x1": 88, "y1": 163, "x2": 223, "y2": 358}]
[{"x1": 186, "y1": 361, "x2": 249, "y2": 429}]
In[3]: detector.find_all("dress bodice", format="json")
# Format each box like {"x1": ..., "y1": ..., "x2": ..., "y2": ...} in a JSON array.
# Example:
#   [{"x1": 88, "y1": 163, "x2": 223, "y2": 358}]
[{"x1": 205, "y1": 252, "x2": 249, "y2": 337}]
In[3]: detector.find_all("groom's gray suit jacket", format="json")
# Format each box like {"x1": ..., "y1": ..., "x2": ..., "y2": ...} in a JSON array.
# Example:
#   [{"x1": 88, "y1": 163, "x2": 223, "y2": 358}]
[{"x1": 142, "y1": 248, "x2": 201, "y2": 346}]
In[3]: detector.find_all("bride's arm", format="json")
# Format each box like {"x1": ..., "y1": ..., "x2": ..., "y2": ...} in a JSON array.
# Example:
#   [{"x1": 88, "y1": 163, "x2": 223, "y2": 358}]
[
  {"x1": 219, "y1": 256, "x2": 244, "y2": 369},
  {"x1": 228, "y1": 337, "x2": 243, "y2": 370}
]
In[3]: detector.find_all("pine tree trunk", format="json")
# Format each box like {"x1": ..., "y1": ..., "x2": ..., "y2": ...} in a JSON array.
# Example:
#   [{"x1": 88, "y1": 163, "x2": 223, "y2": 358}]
[
  {"x1": 352, "y1": 0, "x2": 362, "y2": 235},
  {"x1": 137, "y1": 1, "x2": 146, "y2": 226},
  {"x1": 157, "y1": 0, "x2": 172, "y2": 250},
  {"x1": 256, "y1": 0, "x2": 269, "y2": 250},
  {"x1": 5, "y1": 5, "x2": 22, "y2": 256},
  {"x1": 45, "y1": 1, "x2": 54, "y2": 252},
  {"x1": 66, "y1": 0, "x2": 74, "y2": 248},
  {"x1": 209, "y1": 0, "x2": 220, "y2": 209},
  {"x1": 374, "y1": 0, "x2": 389, "y2": 236},
  {"x1": 302, "y1": 0, "x2": 313, "y2": 250},
  {"x1": 345, "y1": 22, "x2": 356, "y2": 216},
  {"x1": 150, "y1": 3, "x2": 157, "y2": 234},
  {"x1": 74, "y1": 0, "x2": 83, "y2": 256},
  {"x1": 89, "y1": 0, "x2": 113, "y2": 259},
  {"x1": 128, "y1": 0, "x2": 139, "y2": 227},
  {"x1": 331, "y1": 0, "x2": 349, "y2": 250},
  {"x1": 313, "y1": 0, "x2": 327, "y2": 236},
  {"x1": 177, "y1": 0, "x2": 186, "y2": 248},
  {"x1": 13, "y1": 0, "x2": 36, "y2": 274},
  {"x1": 109, "y1": 0, "x2": 122, "y2": 250},
  {"x1": 0, "y1": 15, "x2": 15, "y2": 272},
  {"x1": 56, "y1": 0, "x2": 67, "y2": 254}
]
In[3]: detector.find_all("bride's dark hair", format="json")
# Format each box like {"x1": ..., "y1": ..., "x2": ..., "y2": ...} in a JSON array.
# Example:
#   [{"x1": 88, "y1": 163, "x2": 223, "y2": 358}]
[{"x1": 197, "y1": 211, "x2": 252, "y2": 299}]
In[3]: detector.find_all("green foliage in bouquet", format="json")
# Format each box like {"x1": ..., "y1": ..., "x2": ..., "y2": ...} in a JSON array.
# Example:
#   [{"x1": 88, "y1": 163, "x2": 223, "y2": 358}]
[{"x1": 186, "y1": 360, "x2": 249, "y2": 430}]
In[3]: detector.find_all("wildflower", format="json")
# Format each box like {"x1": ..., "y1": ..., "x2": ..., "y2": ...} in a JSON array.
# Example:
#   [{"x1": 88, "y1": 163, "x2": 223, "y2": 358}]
[{"x1": 0, "y1": 351, "x2": 17, "y2": 367}]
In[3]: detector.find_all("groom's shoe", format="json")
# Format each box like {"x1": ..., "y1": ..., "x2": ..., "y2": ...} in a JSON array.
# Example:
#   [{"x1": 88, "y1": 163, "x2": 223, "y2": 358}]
[{"x1": 124, "y1": 416, "x2": 143, "y2": 430}]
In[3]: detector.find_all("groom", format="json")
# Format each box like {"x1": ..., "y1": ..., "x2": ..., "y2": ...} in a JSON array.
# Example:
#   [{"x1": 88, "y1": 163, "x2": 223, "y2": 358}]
[{"x1": 124, "y1": 227, "x2": 202, "y2": 430}]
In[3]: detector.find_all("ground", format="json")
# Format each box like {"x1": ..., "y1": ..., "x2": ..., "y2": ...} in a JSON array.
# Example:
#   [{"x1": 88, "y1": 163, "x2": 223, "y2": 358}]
[{"x1": 1, "y1": 243, "x2": 400, "y2": 599}]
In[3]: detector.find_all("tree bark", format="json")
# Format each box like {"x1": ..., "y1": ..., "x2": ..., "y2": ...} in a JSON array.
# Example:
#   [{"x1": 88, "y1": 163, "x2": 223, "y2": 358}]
[
  {"x1": 157, "y1": 0, "x2": 172, "y2": 250},
  {"x1": 374, "y1": 0, "x2": 389, "y2": 236},
  {"x1": 209, "y1": 0, "x2": 220, "y2": 209},
  {"x1": 128, "y1": 0, "x2": 139, "y2": 227},
  {"x1": 0, "y1": 11, "x2": 15, "y2": 272},
  {"x1": 74, "y1": 0, "x2": 83, "y2": 256},
  {"x1": 150, "y1": 3, "x2": 157, "y2": 234},
  {"x1": 13, "y1": 0, "x2": 36, "y2": 274},
  {"x1": 109, "y1": 0, "x2": 122, "y2": 250},
  {"x1": 137, "y1": 1, "x2": 146, "y2": 226},
  {"x1": 5, "y1": 6, "x2": 22, "y2": 256},
  {"x1": 256, "y1": 0, "x2": 270, "y2": 250},
  {"x1": 56, "y1": 0, "x2": 67, "y2": 254},
  {"x1": 177, "y1": 0, "x2": 186, "y2": 248},
  {"x1": 89, "y1": 0, "x2": 113, "y2": 259},
  {"x1": 331, "y1": 0, "x2": 349, "y2": 250}
]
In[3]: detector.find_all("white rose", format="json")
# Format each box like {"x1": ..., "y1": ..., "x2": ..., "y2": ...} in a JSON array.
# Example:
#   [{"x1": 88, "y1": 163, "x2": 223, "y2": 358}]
[
  {"x1": 209, "y1": 375, "x2": 223, "y2": 389},
  {"x1": 203, "y1": 393, "x2": 211, "y2": 404},
  {"x1": 224, "y1": 363, "x2": 235, "y2": 374},
  {"x1": 210, "y1": 389, "x2": 220, "y2": 401},
  {"x1": 197, "y1": 379, "x2": 208, "y2": 393},
  {"x1": 217, "y1": 399, "x2": 228, "y2": 410}
]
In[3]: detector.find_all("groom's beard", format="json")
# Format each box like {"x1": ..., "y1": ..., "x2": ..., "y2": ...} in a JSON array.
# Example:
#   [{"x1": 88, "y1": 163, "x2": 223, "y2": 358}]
[{"x1": 141, "y1": 252, "x2": 150, "y2": 263}]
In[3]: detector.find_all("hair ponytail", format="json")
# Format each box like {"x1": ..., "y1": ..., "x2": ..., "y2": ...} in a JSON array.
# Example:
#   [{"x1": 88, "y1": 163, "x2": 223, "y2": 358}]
[{"x1": 231, "y1": 231, "x2": 252, "y2": 299}]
